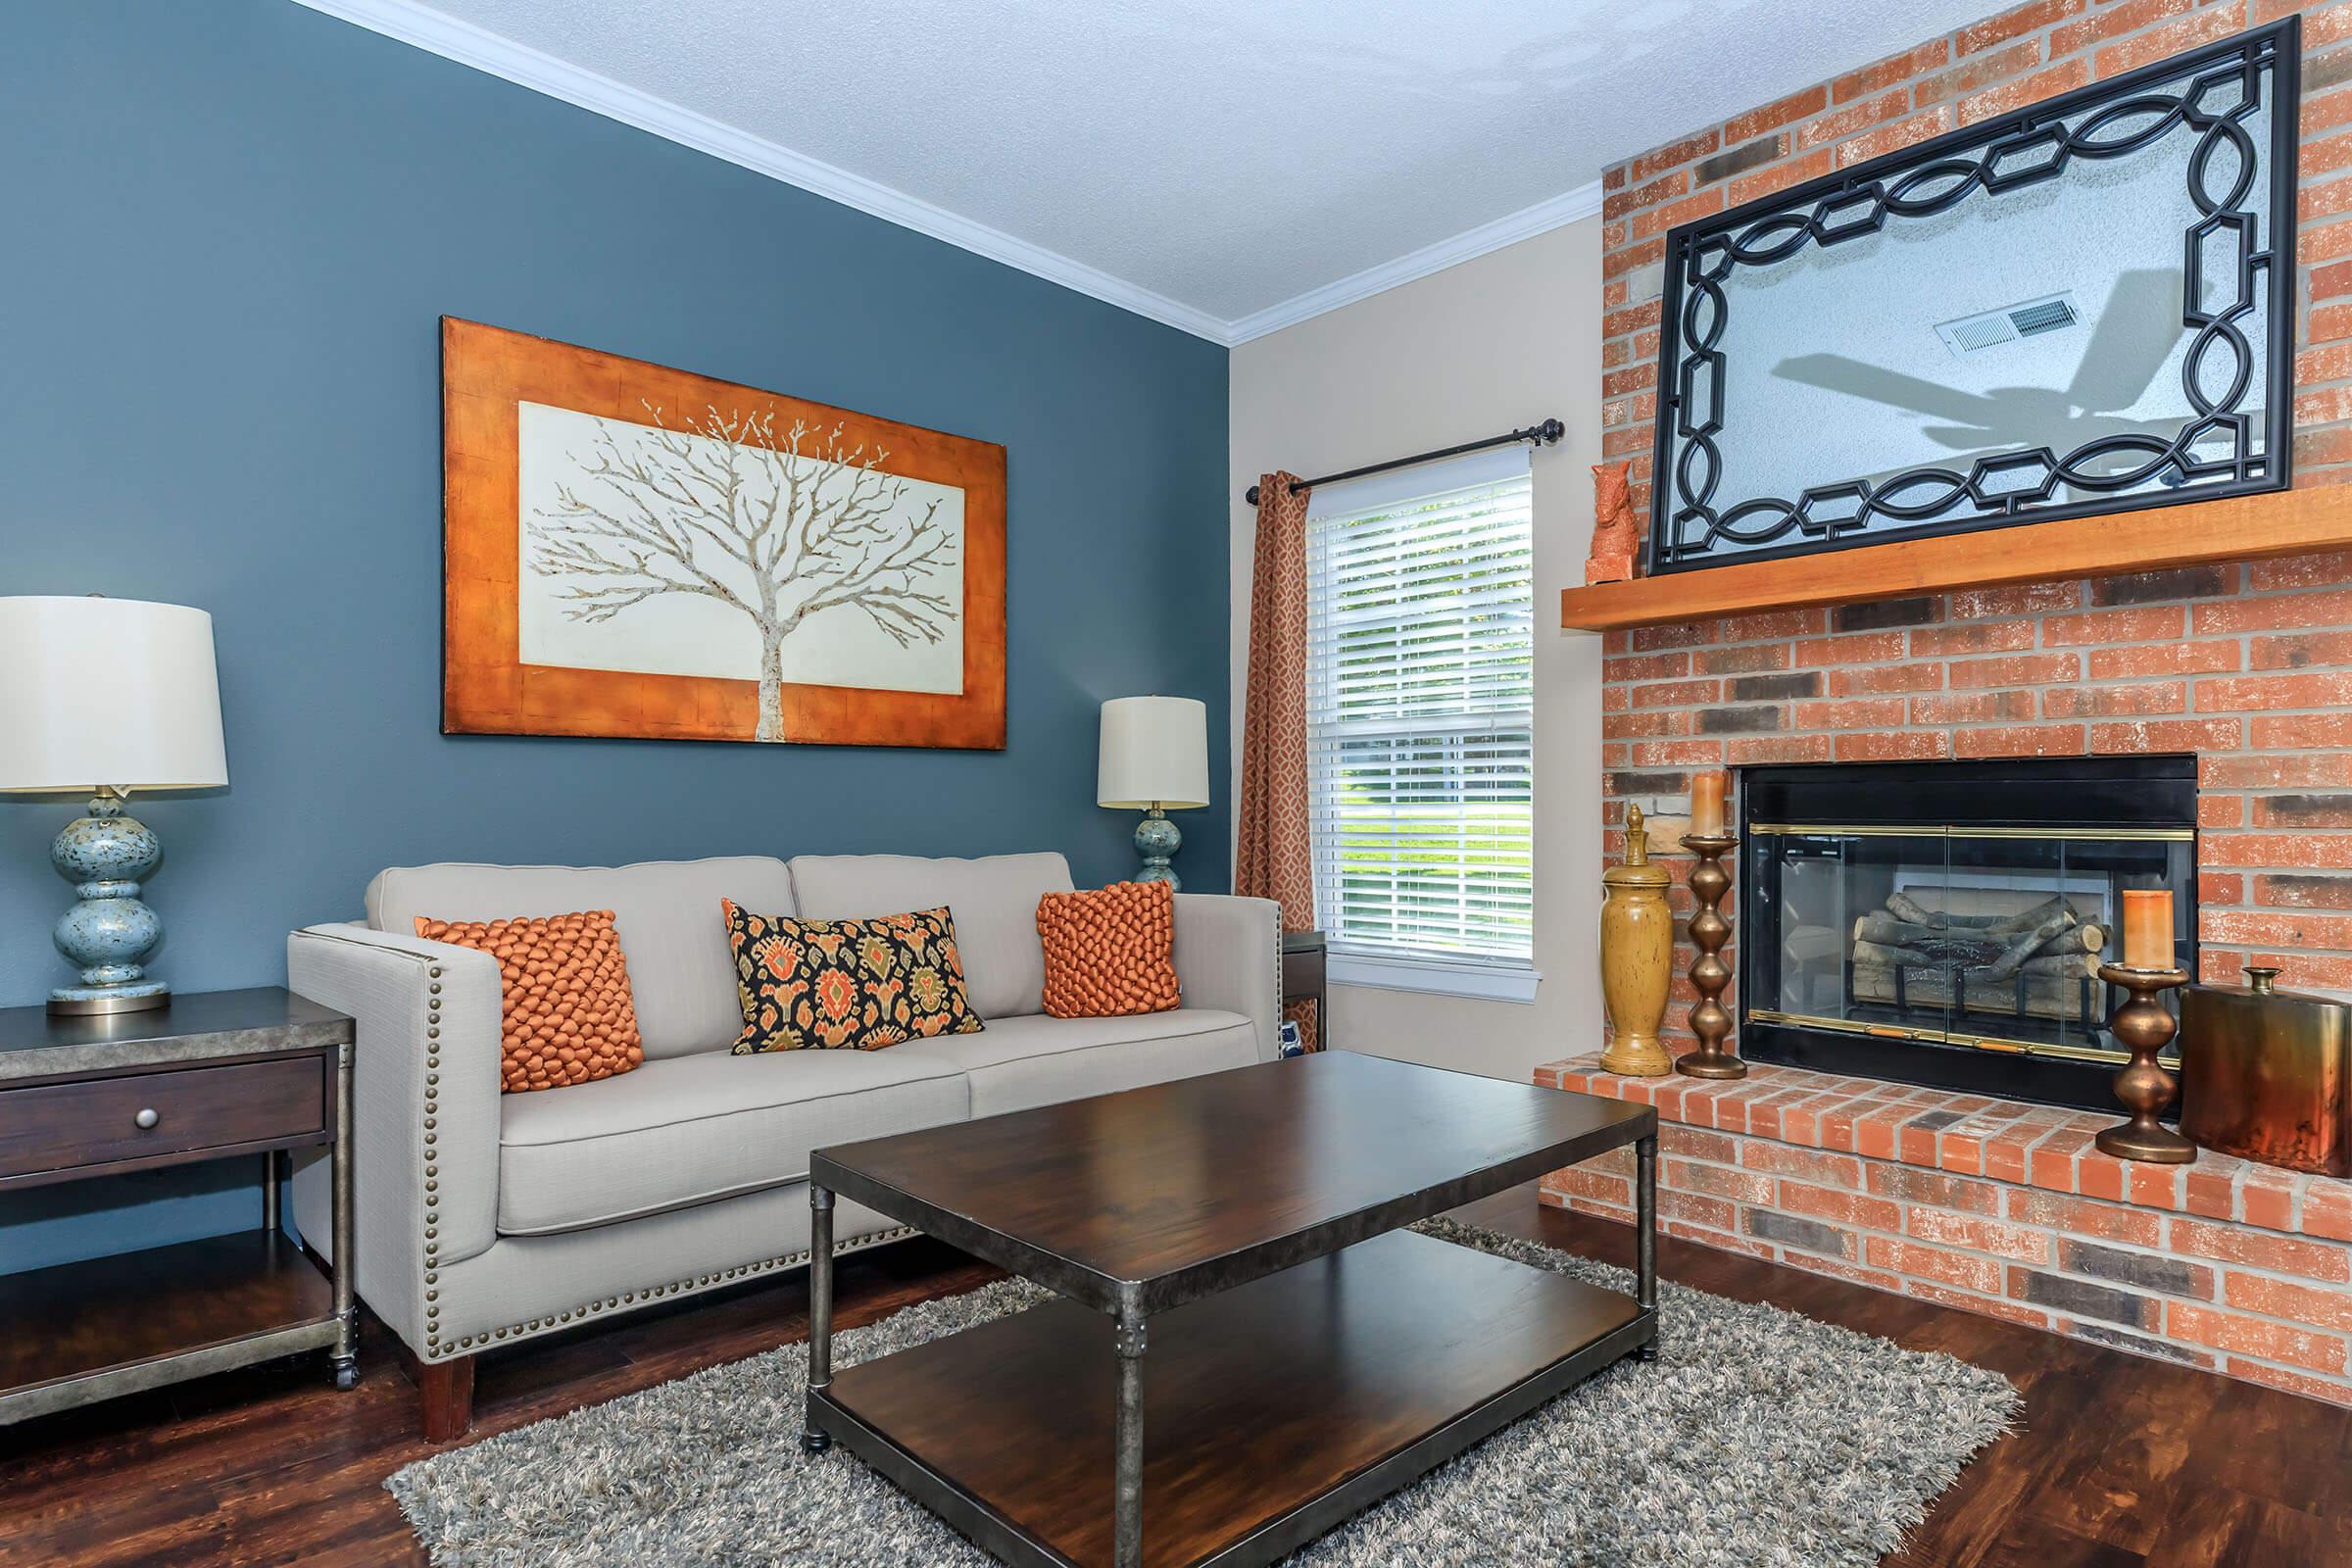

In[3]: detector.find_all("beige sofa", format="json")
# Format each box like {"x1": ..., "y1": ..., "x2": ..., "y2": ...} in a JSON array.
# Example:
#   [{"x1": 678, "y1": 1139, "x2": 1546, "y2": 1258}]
[{"x1": 287, "y1": 852, "x2": 1279, "y2": 1437}]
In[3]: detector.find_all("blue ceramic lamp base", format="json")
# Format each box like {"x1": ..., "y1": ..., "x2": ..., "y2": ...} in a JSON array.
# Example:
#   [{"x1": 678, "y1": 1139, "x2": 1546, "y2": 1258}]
[
  {"x1": 48, "y1": 790, "x2": 171, "y2": 1016},
  {"x1": 1133, "y1": 808, "x2": 1183, "y2": 891}
]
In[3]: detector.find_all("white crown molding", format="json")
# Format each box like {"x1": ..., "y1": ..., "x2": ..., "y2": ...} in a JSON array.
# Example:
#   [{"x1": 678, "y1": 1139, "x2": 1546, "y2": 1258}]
[
  {"x1": 291, "y1": 0, "x2": 1605, "y2": 350},
  {"x1": 289, "y1": 0, "x2": 1233, "y2": 342},
  {"x1": 1223, "y1": 179, "x2": 1605, "y2": 346}
]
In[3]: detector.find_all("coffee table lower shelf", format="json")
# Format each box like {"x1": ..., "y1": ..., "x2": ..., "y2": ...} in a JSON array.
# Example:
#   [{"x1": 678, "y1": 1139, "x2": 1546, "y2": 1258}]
[{"x1": 808, "y1": 1228, "x2": 1654, "y2": 1568}]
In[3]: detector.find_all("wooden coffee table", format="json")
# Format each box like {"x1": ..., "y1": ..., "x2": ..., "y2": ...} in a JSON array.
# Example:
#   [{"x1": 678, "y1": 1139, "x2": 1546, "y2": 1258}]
[{"x1": 802, "y1": 1050, "x2": 1657, "y2": 1568}]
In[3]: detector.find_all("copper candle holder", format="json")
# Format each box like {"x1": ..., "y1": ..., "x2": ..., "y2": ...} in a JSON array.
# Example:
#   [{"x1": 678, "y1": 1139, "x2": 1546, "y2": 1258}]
[
  {"x1": 2095, "y1": 963, "x2": 2196, "y2": 1164},
  {"x1": 1676, "y1": 833, "x2": 1745, "y2": 1079}
]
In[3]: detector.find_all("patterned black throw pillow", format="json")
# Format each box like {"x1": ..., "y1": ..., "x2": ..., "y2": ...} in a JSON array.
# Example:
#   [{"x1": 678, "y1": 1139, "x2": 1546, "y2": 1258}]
[{"x1": 722, "y1": 900, "x2": 985, "y2": 1053}]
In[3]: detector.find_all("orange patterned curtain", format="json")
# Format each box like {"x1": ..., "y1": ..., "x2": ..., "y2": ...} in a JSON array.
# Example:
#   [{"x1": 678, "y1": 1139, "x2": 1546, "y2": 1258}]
[{"x1": 1236, "y1": 472, "x2": 1319, "y2": 1047}]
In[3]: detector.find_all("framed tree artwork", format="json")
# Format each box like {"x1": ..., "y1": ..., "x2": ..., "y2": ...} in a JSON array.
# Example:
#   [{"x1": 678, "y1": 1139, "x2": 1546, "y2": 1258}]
[{"x1": 441, "y1": 318, "x2": 1006, "y2": 747}]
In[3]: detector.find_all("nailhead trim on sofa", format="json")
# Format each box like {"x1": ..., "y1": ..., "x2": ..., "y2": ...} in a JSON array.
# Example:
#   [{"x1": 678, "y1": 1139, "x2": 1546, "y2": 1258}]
[
  {"x1": 413, "y1": 956, "x2": 921, "y2": 1360},
  {"x1": 430, "y1": 1227, "x2": 922, "y2": 1355},
  {"x1": 423, "y1": 961, "x2": 444, "y2": 1354}
]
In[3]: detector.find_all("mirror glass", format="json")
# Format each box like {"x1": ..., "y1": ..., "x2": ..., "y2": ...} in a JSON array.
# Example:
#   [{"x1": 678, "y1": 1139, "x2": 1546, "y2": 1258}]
[{"x1": 1651, "y1": 28, "x2": 2289, "y2": 571}]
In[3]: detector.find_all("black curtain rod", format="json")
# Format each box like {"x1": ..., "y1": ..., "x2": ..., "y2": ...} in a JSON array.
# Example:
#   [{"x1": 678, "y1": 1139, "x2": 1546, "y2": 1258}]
[{"x1": 1244, "y1": 417, "x2": 1564, "y2": 508}]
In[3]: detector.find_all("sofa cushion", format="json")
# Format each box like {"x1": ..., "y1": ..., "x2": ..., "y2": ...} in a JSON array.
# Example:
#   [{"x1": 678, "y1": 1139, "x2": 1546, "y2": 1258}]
[
  {"x1": 883, "y1": 1007, "x2": 1257, "y2": 1118},
  {"x1": 788, "y1": 853, "x2": 1074, "y2": 1020},
  {"x1": 721, "y1": 900, "x2": 984, "y2": 1053},
  {"x1": 368, "y1": 858, "x2": 795, "y2": 1059},
  {"x1": 495, "y1": 1046, "x2": 969, "y2": 1236}
]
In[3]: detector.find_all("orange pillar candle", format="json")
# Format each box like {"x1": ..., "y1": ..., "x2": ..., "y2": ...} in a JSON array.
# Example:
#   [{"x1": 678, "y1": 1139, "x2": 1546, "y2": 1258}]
[
  {"x1": 2121, "y1": 889, "x2": 2176, "y2": 970},
  {"x1": 1690, "y1": 772, "x2": 1727, "y2": 837}
]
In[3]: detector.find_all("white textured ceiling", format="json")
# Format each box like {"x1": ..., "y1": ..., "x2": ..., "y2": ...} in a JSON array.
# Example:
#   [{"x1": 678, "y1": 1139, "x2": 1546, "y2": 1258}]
[{"x1": 309, "y1": 0, "x2": 2015, "y2": 341}]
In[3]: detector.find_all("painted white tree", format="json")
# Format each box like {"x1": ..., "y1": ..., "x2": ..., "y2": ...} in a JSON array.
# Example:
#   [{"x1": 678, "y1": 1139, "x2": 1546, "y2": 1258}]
[{"x1": 524, "y1": 402, "x2": 961, "y2": 741}]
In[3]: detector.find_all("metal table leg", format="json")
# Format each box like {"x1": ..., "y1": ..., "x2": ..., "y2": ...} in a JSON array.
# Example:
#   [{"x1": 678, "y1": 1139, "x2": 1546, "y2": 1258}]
[
  {"x1": 1113, "y1": 1302, "x2": 1148, "y2": 1568},
  {"x1": 330, "y1": 1045, "x2": 358, "y2": 1391},
  {"x1": 803, "y1": 1185, "x2": 835, "y2": 1454},
  {"x1": 1635, "y1": 1132, "x2": 1658, "y2": 1362}
]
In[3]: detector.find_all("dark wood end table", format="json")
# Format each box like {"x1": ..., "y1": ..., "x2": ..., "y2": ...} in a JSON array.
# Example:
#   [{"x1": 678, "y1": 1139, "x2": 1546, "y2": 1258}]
[
  {"x1": 1280, "y1": 930, "x2": 1327, "y2": 1051},
  {"x1": 0, "y1": 987, "x2": 358, "y2": 1424},
  {"x1": 803, "y1": 1050, "x2": 1656, "y2": 1568}
]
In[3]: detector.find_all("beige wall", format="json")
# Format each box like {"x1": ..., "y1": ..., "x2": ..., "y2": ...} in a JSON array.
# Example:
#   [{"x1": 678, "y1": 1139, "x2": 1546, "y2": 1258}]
[{"x1": 1228, "y1": 217, "x2": 1605, "y2": 1083}]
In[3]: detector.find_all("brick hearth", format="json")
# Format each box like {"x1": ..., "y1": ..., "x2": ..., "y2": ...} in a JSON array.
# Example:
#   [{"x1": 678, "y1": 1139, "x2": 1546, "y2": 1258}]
[{"x1": 1536, "y1": 1054, "x2": 2352, "y2": 1406}]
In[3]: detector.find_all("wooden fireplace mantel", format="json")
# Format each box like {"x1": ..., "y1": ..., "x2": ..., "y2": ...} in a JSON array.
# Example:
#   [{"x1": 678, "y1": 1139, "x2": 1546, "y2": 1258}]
[{"x1": 1560, "y1": 487, "x2": 2352, "y2": 632}]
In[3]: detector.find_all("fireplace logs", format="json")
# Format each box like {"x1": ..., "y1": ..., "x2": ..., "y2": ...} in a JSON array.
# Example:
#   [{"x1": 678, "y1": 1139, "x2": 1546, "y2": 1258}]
[
  {"x1": 1851, "y1": 939, "x2": 2092, "y2": 978},
  {"x1": 1846, "y1": 890, "x2": 2105, "y2": 1025},
  {"x1": 1854, "y1": 895, "x2": 2102, "y2": 972}
]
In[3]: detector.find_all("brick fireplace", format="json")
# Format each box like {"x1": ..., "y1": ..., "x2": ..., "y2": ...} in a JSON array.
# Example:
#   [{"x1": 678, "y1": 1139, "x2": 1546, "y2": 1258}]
[
  {"x1": 1556, "y1": 564, "x2": 2352, "y2": 1406},
  {"x1": 1546, "y1": 0, "x2": 2352, "y2": 1408}
]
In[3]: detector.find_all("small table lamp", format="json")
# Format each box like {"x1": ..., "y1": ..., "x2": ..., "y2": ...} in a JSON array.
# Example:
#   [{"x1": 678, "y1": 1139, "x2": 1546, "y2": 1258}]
[
  {"x1": 1098, "y1": 696, "x2": 1209, "y2": 889},
  {"x1": 0, "y1": 597, "x2": 228, "y2": 1015}
]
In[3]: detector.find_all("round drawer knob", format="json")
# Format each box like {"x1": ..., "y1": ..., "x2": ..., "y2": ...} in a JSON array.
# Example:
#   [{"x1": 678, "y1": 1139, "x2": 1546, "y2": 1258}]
[{"x1": 133, "y1": 1107, "x2": 160, "y2": 1130}]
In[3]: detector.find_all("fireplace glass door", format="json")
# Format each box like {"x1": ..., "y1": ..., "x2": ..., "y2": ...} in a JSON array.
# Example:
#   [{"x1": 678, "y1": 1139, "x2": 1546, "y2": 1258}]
[{"x1": 1746, "y1": 825, "x2": 2194, "y2": 1062}]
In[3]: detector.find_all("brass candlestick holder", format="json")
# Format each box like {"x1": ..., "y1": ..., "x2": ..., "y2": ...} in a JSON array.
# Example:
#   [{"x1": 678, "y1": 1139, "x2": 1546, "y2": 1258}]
[
  {"x1": 1677, "y1": 833, "x2": 1745, "y2": 1079},
  {"x1": 2095, "y1": 963, "x2": 2195, "y2": 1164}
]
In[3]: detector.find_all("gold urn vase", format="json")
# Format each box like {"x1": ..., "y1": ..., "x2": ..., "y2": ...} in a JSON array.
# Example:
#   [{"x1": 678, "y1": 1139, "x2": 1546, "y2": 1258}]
[{"x1": 1599, "y1": 806, "x2": 1676, "y2": 1076}]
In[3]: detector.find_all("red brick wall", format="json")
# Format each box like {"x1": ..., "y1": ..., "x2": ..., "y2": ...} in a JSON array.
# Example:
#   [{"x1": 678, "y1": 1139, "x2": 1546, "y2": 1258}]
[
  {"x1": 1597, "y1": 0, "x2": 2352, "y2": 1050},
  {"x1": 1606, "y1": 557, "x2": 2352, "y2": 1016}
]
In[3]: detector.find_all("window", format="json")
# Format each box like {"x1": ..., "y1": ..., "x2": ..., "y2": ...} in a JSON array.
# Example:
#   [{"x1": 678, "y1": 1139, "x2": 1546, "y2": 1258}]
[{"x1": 1304, "y1": 448, "x2": 1537, "y2": 1003}]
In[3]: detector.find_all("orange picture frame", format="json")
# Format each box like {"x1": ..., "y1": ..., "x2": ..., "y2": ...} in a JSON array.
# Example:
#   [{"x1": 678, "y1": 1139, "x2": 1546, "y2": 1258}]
[{"x1": 441, "y1": 318, "x2": 1006, "y2": 748}]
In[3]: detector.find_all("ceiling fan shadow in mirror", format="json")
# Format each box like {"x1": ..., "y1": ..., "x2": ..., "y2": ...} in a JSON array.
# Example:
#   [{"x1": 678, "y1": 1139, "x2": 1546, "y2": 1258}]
[{"x1": 1645, "y1": 19, "x2": 2299, "y2": 573}]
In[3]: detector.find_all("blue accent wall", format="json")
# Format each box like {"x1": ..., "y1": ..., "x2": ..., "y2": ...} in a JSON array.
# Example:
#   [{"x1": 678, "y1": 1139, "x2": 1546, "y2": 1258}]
[{"x1": 0, "y1": 2, "x2": 1230, "y2": 1272}]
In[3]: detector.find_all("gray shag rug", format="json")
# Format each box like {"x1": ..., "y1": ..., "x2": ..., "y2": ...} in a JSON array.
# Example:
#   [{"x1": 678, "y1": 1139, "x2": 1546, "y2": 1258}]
[{"x1": 388, "y1": 1218, "x2": 2019, "y2": 1567}]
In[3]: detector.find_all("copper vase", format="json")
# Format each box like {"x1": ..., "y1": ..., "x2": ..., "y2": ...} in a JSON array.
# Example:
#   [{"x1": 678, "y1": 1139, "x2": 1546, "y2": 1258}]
[{"x1": 2182, "y1": 966, "x2": 2352, "y2": 1176}]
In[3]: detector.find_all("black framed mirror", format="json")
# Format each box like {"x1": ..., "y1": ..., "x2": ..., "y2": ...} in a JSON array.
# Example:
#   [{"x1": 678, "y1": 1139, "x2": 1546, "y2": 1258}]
[{"x1": 1647, "y1": 20, "x2": 2299, "y2": 573}]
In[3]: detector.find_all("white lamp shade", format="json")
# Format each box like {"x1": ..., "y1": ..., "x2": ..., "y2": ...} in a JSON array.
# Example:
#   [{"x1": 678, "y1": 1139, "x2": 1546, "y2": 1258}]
[
  {"x1": 1098, "y1": 696, "x2": 1209, "y2": 810},
  {"x1": 0, "y1": 597, "x2": 228, "y2": 793}
]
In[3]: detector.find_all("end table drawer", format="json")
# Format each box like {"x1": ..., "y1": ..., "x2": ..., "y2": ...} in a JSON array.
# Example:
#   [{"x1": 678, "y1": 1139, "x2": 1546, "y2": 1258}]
[{"x1": 0, "y1": 1056, "x2": 327, "y2": 1181}]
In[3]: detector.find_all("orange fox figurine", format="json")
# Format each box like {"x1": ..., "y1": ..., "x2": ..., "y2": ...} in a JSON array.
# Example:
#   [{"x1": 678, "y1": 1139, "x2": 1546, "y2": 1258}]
[{"x1": 1587, "y1": 461, "x2": 1640, "y2": 585}]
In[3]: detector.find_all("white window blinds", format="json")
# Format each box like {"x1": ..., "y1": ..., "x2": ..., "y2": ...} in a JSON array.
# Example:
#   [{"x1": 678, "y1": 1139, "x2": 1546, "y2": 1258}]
[{"x1": 1305, "y1": 448, "x2": 1535, "y2": 976}]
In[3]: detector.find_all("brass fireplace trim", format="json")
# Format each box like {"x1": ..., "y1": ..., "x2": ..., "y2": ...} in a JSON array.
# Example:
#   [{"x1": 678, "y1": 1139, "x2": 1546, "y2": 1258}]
[
  {"x1": 1744, "y1": 817, "x2": 2190, "y2": 1069},
  {"x1": 1748, "y1": 1006, "x2": 2131, "y2": 1064},
  {"x1": 1748, "y1": 823, "x2": 2196, "y2": 842}
]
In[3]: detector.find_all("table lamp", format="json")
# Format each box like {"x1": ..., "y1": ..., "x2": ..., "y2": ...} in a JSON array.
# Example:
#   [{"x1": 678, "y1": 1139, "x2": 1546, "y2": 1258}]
[
  {"x1": 0, "y1": 597, "x2": 228, "y2": 1015},
  {"x1": 1098, "y1": 696, "x2": 1209, "y2": 889}
]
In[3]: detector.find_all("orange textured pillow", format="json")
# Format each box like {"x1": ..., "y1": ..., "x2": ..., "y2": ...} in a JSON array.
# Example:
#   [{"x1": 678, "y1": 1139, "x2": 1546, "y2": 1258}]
[
  {"x1": 413, "y1": 910, "x2": 645, "y2": 1094},
  {"x1": 1037, "y1": 881, "x2": 1180, "y2": 1019}
]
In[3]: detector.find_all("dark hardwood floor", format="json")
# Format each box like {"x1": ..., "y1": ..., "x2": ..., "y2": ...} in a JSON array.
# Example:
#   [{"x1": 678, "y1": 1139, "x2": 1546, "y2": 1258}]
[{"x1": 3, "y1": 1186, "x2": 2345, "y2": 1567}]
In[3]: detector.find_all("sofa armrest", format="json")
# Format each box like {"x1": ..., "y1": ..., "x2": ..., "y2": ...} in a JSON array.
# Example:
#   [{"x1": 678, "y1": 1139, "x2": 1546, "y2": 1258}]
[
  {"x1": 287, "y1": 921, "x2": 504, "y2": 1357},
  {"x1": 1171, "y1": 894, "x2": 1284, "y2": 1061}
]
